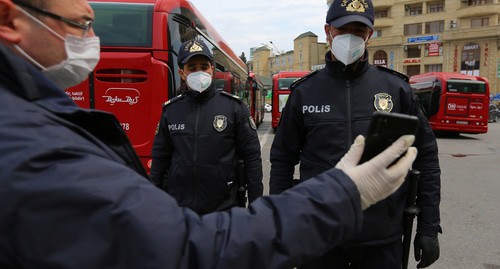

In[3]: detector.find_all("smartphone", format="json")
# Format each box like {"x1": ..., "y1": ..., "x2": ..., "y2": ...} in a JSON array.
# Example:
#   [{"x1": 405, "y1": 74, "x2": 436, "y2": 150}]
[{"x1": 359, "y1": 112, "x2": 419, "y2": 164}]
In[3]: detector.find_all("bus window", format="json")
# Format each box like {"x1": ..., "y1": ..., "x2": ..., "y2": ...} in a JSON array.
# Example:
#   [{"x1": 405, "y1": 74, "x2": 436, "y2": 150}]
[
  {"x1": 278, "y1": 78, "x2": 298, "y2": 90},
  {"x1": 92, "y1": 3, "x2": 153, "y2": 47},
  {"x1": 446, "y1": 80, "x2": 486, "y2": 94},
  {"x1": 411, "y1": 81, "x2": 441, "y2": 117}
]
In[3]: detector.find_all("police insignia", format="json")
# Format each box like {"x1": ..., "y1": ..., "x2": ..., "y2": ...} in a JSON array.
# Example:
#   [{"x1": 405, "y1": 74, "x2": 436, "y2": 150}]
[
  {"x1": 343, "y1": 0, "x2": 368, "y2": 13},
  {"x1": 249, "y1": 116, "x2": 257, "y2": 130},
  {"x1": 213, "y1": 115, "x2": 227, "y2": 132},
  {"x1": 374, "y1": 93, "x2": 394, "y2": 112},
  {"x1": 189, "y1": 42, "x2": 203, "y2": 52}
]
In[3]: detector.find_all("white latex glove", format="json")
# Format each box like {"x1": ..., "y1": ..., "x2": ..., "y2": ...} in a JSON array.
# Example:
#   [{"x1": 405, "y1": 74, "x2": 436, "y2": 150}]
[{"x1": 336, "y1": 135, "x2": 418, "y2": 210}]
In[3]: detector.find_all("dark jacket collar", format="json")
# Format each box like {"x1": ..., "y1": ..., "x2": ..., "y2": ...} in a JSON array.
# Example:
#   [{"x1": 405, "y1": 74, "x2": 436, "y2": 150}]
[
  {"x1": 325, "y1": 50, "x2": 370, "y2": 80},
  {"x1": 0, "y1": 43, "x2": 78, "y2": 112},
  {"x1": 183, "y1": 83, "x2": 217, "y2": 103}
]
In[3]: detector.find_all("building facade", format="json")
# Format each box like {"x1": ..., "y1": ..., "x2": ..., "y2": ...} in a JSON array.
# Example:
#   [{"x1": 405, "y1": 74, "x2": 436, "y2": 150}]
[
  {"x1": 251, "y1": 0, "x2": 500, "y2": 95},
  {"x1": 366, "y1": 0, "x2": 500, "y2": 95},
  {"x1": 249, "y1": 32, "x2": 328, "y2": 79}
]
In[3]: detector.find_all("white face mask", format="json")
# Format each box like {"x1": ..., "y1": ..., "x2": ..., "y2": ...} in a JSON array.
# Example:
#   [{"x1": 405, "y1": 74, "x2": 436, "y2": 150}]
[
  {"x1": 186, "y1": 71, "x2": 212, "y2": 93},
  {"x1": 15, "y1": 7, "x2": 100, "y2": 89},
  {"x1": 330, "y1": 33, "x2": 366, "y2": 66}
]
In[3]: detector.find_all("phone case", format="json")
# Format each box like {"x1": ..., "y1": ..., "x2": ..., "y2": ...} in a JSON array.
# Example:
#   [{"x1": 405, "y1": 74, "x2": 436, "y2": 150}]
[{"x1": 359, "y1": 112, "x2": 419, "y2": 164}]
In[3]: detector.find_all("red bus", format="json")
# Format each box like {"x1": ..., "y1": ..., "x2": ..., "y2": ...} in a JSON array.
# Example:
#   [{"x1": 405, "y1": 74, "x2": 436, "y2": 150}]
[
  {"x1": 271, "y1": 71, "x2": 309, "y2": 130},
  {"x1": 246, "y1": 72, "x2": 266, "y2": 127},
  {"x1": 65, "y1": 0, "x2": 249, "y2": 172},
  {"x1": 409, "y1": 72, "x2": 490, "y2": 134}
]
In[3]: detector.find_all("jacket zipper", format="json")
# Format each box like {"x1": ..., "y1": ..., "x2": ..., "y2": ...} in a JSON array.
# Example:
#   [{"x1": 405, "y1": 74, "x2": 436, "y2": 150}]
[
  {"x1": 346, "y1": 80, "x2": 353, "y2": 146},
  {"x1": 193, "y1": 104, "x2": 200, "y2": 209}
]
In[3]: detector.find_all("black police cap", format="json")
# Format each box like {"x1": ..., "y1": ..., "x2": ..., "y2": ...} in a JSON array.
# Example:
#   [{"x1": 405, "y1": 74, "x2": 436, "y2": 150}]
[
  {"x1": 178, "y1": 40, "x2": 213, "y2": 67},
  {"x1": 326, "y1": 0, "x2": 374, "y2": 29}
]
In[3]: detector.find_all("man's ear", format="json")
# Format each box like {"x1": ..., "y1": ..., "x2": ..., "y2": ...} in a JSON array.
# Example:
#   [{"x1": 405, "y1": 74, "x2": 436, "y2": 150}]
[
  {"x1": 324, "y1": 24, "x2": 331, "y2": 42},
  {"x1": 0, "y1": 0, "x2": 22, "y2": 43}
]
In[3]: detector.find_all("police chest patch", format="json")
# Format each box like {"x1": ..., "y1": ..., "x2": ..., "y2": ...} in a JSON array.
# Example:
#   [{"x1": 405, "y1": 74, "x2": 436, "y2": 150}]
[
  {"x1": 213, "y1": 115, "x2": 227, "y2": 132},
  {"x1": 374, "y1": 93, "x2": 393, "y2": 112},
  {"x1": 249, "y1": 116, "x2": 257, "y2": 130}
]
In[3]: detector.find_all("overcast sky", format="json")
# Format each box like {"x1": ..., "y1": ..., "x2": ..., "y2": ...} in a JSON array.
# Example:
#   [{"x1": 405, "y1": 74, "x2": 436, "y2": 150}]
[{"x1": 189, "y1": 0, "x2": 330, "y2": 57}]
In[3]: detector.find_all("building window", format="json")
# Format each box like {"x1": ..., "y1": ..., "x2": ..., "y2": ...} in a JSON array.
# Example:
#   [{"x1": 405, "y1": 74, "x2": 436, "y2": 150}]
[
  {"x1": 425, "y1": 64, "x2": 442, "y2": 72},
  {"x1": 373, "y1": 50, "x2": 388, "y2": 67},
  {"x1": 429, "y1": 2, "x2": 444, "y2": 13},
  {"x1": 405, "y1": 4, "x2": 422, "y2": 16},
  {"x1": 288, "y1": 56, "x2": 293, "y2": 65},
  {"x1": 404, "y1": 23, "x2": 422, "y2": 35},
  {"x1": 471, "y1": 17, "x2": 489, "y2": 27},
  {"x1": 467, "y1": 0, "x2": 486, "y2": 6},
  {"x1": 406, "y1": 45, "x2": 421, "y2": 58},
  {"x1": 425, "y1": 21, "x2": 444, "y2": 34},
  {"x1": 405, "y1": 65, "x2": 420, "y2": 77},
  {"x1": 372, "y1": 29, "x2": 383, "y2": 38},
  {"x1": 299, "y1": 51, "x2": 303, "y2": 60},
  {"x1": 375, "y1": 10, "x2": 388, "y2": 18}
]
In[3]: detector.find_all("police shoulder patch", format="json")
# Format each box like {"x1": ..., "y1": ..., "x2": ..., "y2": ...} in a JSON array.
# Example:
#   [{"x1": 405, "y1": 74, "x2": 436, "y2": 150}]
[
  {"x1": 376, "y1": 66, "x2": 409, "y2": 83},
  {"x1": 162, "y1": 94, "x2": 184, "y2": 107},
  {"x1": 248, "y1": 116, "x2": 257, "y2": 130},
  {"x1": 220, "y1": 91, "x2": 242, "y2": 102},
  {"x1": 290, "y1": 70, "x2": 319, "y2": 91}
]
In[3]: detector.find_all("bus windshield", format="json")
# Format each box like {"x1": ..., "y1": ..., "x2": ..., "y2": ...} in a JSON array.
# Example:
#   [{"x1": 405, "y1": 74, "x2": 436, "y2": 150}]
[
  {"x1": 446, "y1": 80, "x2": 486, "y2": 94},
  {"x1": 278, "y1": 78, "x2": 298, "y2": 90},
  {"x1": 91, "y1": 3, "x2": 154, "y2": 47}
]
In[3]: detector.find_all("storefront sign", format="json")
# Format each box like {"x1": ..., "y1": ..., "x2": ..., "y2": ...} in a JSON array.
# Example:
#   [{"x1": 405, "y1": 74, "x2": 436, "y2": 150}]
[
  {"x1": 425, "y1": 42, "x2": 442, "y2": 57},
  {"x1": 407, "y1": 35, "x2": 439, "y2": 43},
  {"x1": 403, "y1": 58, "x2": 421, "y2": 64}
]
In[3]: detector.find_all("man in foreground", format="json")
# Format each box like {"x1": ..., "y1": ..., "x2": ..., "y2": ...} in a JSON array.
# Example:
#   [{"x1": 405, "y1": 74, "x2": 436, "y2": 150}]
[{"x1": 1, "y1": 0, "x2": 416, "y2": 268}]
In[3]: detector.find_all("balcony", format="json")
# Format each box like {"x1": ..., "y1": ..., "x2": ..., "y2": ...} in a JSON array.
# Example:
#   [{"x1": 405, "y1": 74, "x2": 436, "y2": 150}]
[
  {"x1": 456, "y1": 4, "x2": 500, "y2": 18},
  {"x1": 374, "y1": 0, "x2": 394, "y2": 8},
  {"x1": 368, "y1": 35, "x2": 405, "y2": 47},
  {"x1": 374, "y1": 17, "x2": 394, "y2": 28},
  {"x1": 442, "y1": 25, "x2": 500, "y2": 40}
]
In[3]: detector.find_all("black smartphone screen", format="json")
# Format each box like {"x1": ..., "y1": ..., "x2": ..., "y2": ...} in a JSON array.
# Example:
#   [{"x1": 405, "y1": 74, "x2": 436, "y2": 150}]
[{"x1": 359, "y1": 112, "x2": 419, "y2": 164}]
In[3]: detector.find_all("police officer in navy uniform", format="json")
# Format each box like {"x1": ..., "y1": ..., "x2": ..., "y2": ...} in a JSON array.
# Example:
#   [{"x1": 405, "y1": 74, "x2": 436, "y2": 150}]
[
  {"x1": 270, "y1": 0, "x2": 442, "y2": 268},
  {"x1": 150, "y1": 39, "x2": 263, "y2": 214}
]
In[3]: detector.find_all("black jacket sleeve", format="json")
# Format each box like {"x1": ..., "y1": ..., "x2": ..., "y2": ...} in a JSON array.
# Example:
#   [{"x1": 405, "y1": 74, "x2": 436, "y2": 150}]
[
  {"x1": 150, "y1": 110, "x2": 174, "y2": 189},
  {"x1": 2, "y1": 149, "x2": 365, "y2": 269},
  {"x1": 235, "y1": 103, "x2": 263, "y2": 202},
  {"x1": 405, "y1": 89, "x2": 442, "y2": 236},
  {"x1": 269, "y1": 88, "x2": 303, "y2": 194}
]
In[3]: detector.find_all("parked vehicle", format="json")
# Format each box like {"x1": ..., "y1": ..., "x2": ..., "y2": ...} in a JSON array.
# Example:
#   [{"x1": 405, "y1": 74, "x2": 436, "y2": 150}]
[
  {"x1": 489, "y1": 104, "x2": 499, "y2": 122},
  {"x1": 410, "y1": 72, "x2": 490, "y2": 134}
]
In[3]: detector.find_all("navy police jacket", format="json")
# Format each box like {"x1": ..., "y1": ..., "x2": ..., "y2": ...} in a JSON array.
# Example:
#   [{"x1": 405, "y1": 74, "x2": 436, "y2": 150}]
[
  {"x1": 150, "y1": 84, "x2": 263, "y2": 214},
  {"x1": 270, "y1": 52, "x2": 442, "y2": 246},
  {"x1": 0, "y1": 44, "x2": 363, "y2": 268}
]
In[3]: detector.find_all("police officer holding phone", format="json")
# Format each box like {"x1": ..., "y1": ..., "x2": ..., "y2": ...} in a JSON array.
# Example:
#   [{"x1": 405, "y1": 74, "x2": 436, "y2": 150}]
[{"x1": 270, "y1": 0, "x2": 442, "y2": 268}]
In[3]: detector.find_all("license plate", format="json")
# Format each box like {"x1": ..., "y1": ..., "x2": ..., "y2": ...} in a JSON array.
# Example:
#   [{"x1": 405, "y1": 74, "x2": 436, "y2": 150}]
[{"x1": 456, "y1": 120, "x2": 469, "y2": 125}]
